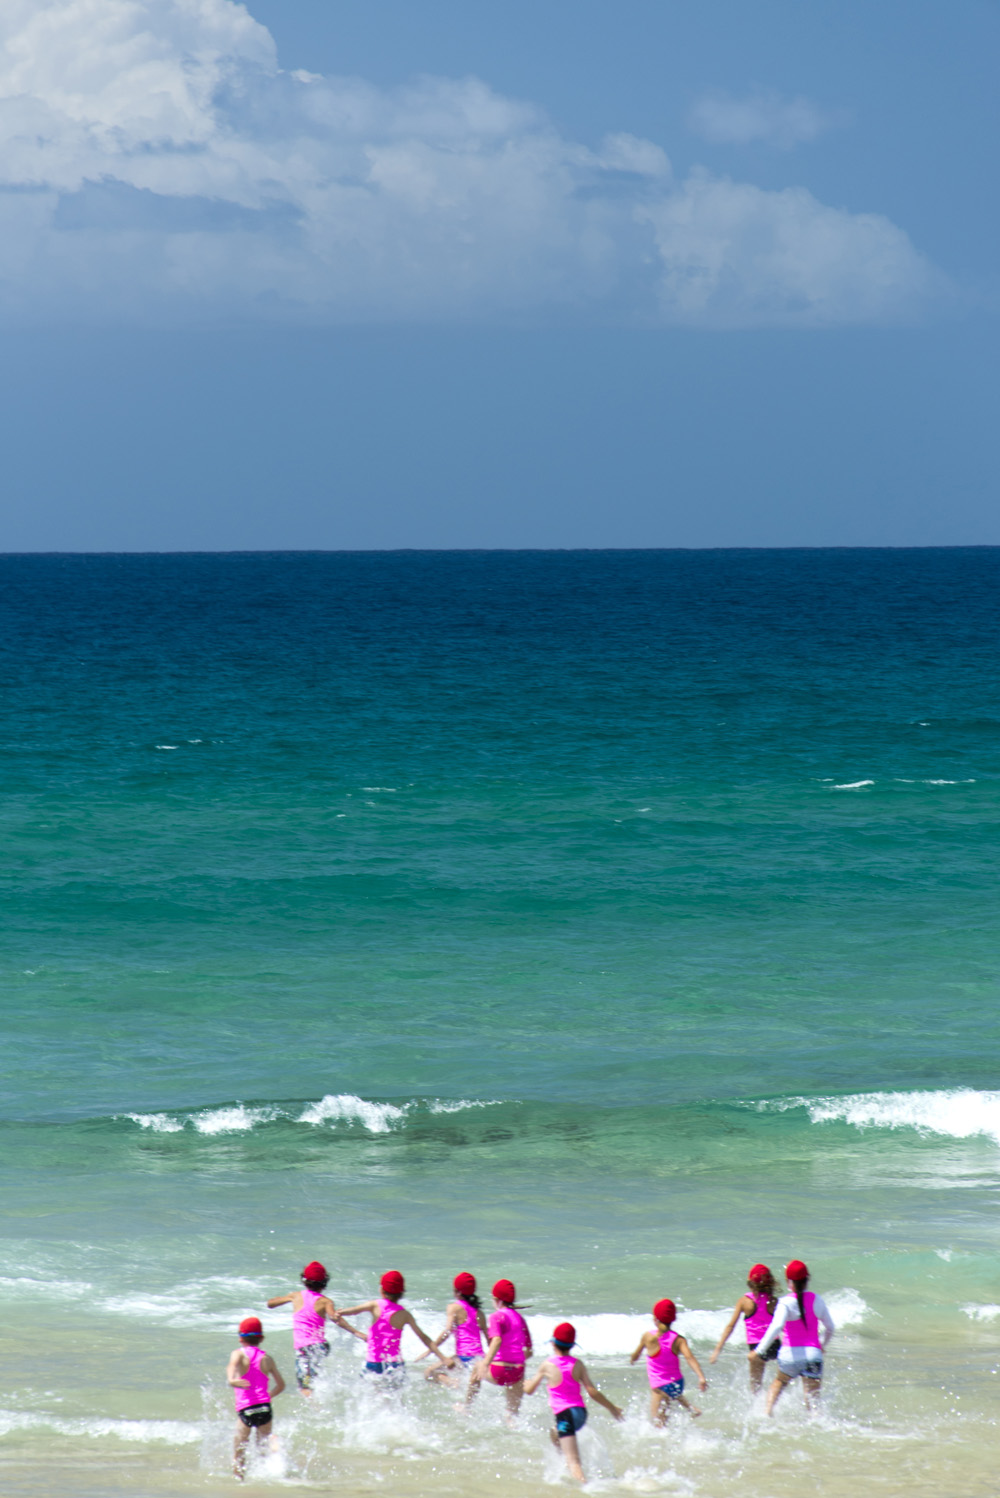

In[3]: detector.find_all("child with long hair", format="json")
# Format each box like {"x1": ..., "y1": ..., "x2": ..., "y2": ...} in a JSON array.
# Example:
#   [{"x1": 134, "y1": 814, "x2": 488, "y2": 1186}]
[
  {"x1": 630, "y1": 1299, "x2": 708, "y2": 1424},
  {"x1": 750, "y1": 1259, "x2": 835, "y2": 1414},
  {"x1": 709, "y1": 1263, "x2": 779, "y2": 1390},
  {"x1": 417, "y1": 1271, "x2": 488, "y2": 1388}
]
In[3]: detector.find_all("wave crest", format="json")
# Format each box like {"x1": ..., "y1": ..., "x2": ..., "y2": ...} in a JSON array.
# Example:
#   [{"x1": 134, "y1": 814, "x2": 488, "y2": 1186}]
[{"x1": 121, "y1": 1094, "x2": 499, "y2": 1137}]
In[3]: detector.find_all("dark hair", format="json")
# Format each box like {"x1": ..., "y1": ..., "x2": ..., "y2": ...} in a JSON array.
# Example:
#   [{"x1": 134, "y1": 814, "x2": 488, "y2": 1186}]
[
  {"x1": 240, "y1": 1333, "x2": 263, "y2": 1345},
  {"x1": 303, "y1": 1274, "x2": 329, "y2": 1292},
  {"x1": 458, "y1": 1290, "x2": 482, "y2": 1311},
  {"x1": 748, "y1": 1268, "x2": 776, "y2": 1298},
  {"x1": 790, "y1": 1271, "x2": 809, "y2": 1322}
]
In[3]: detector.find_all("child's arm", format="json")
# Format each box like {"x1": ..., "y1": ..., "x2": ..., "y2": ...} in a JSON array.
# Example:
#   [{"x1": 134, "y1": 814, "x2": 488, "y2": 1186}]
[
  {"x1": 709, "y1": 1299, "x2": 750, "y2": 1363},
  {"x1": 337, "y1": 1299, "x2": 377, "y2": 1319},
  {"x1": 675, "y1": 1335, "x2": 708, "y2": 1392},
  {"x1": 263, "y1": 1355, "x2": 286, "y2": 1398},
  {"x1": 226, "y1": 1349, "x2": 249, "y2": 1389},
  {"x1": 576, "y1": 1360, "x2": 624, "y2": 1421},
  {"x1": 469, "y1": 1333, "x2": 502, "y2": 1383},
  {"x1": 523, "y1": 1361, "x2": 551, "y2": 1396},
  {"x1": 400, "y1": 1308, "x2": 452, "y2": 1366},
  {"x1": 266, "y1": 1292, "x2": 295, "y2": 1309},
  {"x1": 332, "y1": 1313, "x2": 367, "y2": 1342},
  {"x1": 629, "y1": 1332, "x2": 650, "y2": 1365},
  {"x1": 414, "y1": 1302, "x2": 458, "y2": 1361}
]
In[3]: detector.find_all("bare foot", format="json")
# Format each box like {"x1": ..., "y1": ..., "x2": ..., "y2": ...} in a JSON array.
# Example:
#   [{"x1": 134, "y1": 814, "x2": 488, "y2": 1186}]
[{"x1": 689, "y1": 1407, "x2": 703, "y2": 1418}]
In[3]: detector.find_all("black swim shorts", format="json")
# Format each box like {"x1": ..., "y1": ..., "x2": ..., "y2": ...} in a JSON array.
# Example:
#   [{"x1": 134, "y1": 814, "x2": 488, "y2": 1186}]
[
  {"x1": 238, "y1": 1403, "x2": 273, "y2": 1429},
  {"x1": 555, "y1": 1405, "x2": 588, "y2": 1438}
]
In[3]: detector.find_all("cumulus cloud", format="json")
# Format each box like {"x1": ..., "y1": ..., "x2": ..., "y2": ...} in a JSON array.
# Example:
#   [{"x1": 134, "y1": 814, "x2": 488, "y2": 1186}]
[
  {"x1": 688, "y1": 89, "x2": 842, "y2": 149},
  {"x1": 0, "y1": 0, "x2": 940, "y2": 326}
]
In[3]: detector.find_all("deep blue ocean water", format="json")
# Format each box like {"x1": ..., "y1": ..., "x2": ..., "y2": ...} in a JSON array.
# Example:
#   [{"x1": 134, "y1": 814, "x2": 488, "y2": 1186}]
[{"x1": 2, "y1": 550, "x2": 999, "y2": 1495}]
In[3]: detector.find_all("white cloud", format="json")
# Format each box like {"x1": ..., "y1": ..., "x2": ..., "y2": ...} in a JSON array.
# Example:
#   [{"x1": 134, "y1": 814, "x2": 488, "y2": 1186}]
[
  {"x1": 688, "y1": 89, "x2": 842, "y2": 149},
  {"x1": 0, "y1": 0, "x2": 940, "y2": 326}
]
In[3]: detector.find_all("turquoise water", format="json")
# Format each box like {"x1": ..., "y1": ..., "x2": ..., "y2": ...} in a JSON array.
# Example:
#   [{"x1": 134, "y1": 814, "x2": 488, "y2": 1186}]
[{"x1": 2, "y1": 551, "x2": 999, "y2": 1495}]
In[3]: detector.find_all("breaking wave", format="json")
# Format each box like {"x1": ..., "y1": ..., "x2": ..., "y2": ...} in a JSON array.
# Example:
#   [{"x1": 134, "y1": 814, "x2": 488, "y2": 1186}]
[
  {"x1": 754, "y1": 1088, "x2": 1000, "y2": 1147},
  {"x1": 122, "y1": 1094, "x2": 500, "y2": 1137}
]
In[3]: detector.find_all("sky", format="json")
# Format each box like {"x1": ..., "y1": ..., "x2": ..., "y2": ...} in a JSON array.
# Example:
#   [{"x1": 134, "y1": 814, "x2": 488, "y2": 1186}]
[{"x1": 0, "y1": 0, "x2": 996, "y2": 550}]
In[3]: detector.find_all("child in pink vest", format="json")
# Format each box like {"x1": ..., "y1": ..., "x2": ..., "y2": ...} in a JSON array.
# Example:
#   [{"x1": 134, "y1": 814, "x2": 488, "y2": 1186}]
[
  {"x1": 468, "y1": 1278, "x2": 534, "y2": 1416},
  {"x1": 266, "y1": 1259, "x2": 364, "y2": 1395},
  {"x1": 709, "y1": 1263, "x2": 779, "y2": 1390},
  {"x1": 417, "y1": 1271, "x2": 489, "y2": 1389},
  {"x1": 630, "y1": 1299, "x2": 708, "y2": 1424},
  {"x1": 525, "y1": 1322, "x2": 623, "y2": 1483},
  {"x1": 226, "y1": 1316, "x2": 286, "y2": 1480},
  {"x1": 338, "y1": 1270, "x2": 452, "y2": 1384},
  {"x1": 750, "y1": 1259, "x2": 834, "y2": 1414}
]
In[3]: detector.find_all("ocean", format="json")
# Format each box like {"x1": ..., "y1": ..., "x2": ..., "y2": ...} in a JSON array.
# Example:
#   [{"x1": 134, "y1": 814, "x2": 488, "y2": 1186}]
[{"x1": 1, "y1": 549, "x2": 998, "y2": 1496}]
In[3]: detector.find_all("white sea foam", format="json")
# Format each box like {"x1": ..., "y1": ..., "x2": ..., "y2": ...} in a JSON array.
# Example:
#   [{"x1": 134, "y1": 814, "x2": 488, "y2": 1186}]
[
  {"x1": 962, "y1": 1303, "x2": 1000, "y2": 1322},
  {"x1": 190, "y1": 1104, "x2": 280, "y2": 1134},
  {"x1": 0, "y1": 1412, "x2": 200, "y2": 1443},
  {"x1": 297, "y1": 1095, "x2": 408, "y2": 1132},
  {"x1": 427, "y1": 1098, "x2": 502, "y2": 1115},
  {"x1": 787, "y1": 1089, "x2": 1000, "y2": 1147},
  {"x1": 125, "y1": 1111, "x2": 184, "y2": 1133},
  {"x1": 832, "y1": 779, "x2": 874, "y2": 789}
]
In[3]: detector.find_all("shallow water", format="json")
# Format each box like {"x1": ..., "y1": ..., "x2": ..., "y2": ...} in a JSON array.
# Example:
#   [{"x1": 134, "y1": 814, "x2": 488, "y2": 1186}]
[{"x1": 2, "y1": 550, "x2": 999, "y2": 1494}]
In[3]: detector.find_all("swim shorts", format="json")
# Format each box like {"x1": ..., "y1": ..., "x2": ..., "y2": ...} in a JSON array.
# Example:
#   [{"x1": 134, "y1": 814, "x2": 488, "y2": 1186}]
[
  {"x1": 748, "y1": 1340, "x2": 780, "y2": 1363},
  {"x1": 778, "y1": 1352, "x2": 823, "y2": 1380},
  {"x1": 295, "y1": 1341, "x2": 330, "y2": 1389},
  {"x1": 237, "y1": 1403, "x2": 272, "y2": 1429},
  {"x1": 555, "y1": 1405, "x2": 588, "y2": 1438},
  {"x1": 489, "y1": 1363, "x2": 525, "y2": 1387},
  {"x1": 365, "y1": 1359, "x2": 406, "y2": 1382},
  {"x1": 654, "y1": 1378, "x2": 685, "y2": 1399}
]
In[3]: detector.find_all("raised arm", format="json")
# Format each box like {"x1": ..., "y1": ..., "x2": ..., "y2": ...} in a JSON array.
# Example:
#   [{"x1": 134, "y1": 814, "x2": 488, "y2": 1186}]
[
  {"x1": 266, "y1": 1292, "x2": 295, "y2": 1310},
  {"x1": 709, "y1": 1298, "x2": 750, "y2": 1363},
  {"x1": 675, "y1": 1335, "x2": 708, "y2": 1392},
  {"x1": 337, "y1": 1300, "x2": 377, "y2": 1319}
]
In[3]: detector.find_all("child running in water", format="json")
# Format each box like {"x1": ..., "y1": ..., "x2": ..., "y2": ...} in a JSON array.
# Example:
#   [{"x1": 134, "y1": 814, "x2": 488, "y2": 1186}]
[
  {"x1": 750, "y1": 1259, "x2": 834, "y2": 1415},
  {"x1": 630, "y1": 1299, "x2": 708, "y2": 1424},
  {"x1": 416, "y1": 1271, "x2": 488, "y2": 1388},
  {"x1": 709, "y1": 1263, "x2": 780, "y2": 1391},
  {"x1": 525, "y1": 1321, "x2": 623, "y2": 1483},
  {"x1": 338, "y1": 1271, "x2": 452, "y2": 1384},
  {"x1": 468, "y1": 1278, "x2": 533, "y2": 1416},
  {"x1": 226, "y1": 1316, "x2": 286, "y2": 1480},
  {"x1": 266, "y1": 1260, "x2": 365, "y2": 1395}
]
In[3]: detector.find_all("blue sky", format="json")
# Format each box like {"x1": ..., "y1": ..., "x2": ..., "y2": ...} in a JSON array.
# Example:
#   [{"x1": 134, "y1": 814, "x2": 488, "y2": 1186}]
[{"x1": 0, "y1": 0, "x2": 996, "y2": 548}]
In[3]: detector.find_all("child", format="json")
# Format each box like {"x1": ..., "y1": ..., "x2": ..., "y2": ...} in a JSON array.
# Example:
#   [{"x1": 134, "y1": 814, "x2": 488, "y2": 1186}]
[
  {"x1": 630, "y1": 1299, "x2": 708, "y2": 1424},
  {"x1": 266, "y1": 1259, "x2": 365, "y2": 1395},
  {"x1": 226, "y1": 1316, "x2": 286, "y2": 1480},
  {"x1": 750, "y1": 1259, "x2": 834, "y2": 1415},
  {"x1": 338, "y1": 1270, "x2": 452, "y2": 1383},
  {"x1": 468, "y1": 1278, "x2": 534, "y2": 1416},
  {"x1": 525, "y1": 1321, "x2": 623, "y2": 1483},
  {"x1": 709, "y1": 1263, "x2": 780, "y2": 1390},
  {"x1": 416, "y1": 1271, "x2": 488, "y2": 1387}
]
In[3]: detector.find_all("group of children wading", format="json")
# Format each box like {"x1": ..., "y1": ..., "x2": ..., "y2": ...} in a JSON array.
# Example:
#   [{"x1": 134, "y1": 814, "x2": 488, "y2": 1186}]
[{"x1": 227, "y1": 1258, "x2": 835, "y2": 1481}]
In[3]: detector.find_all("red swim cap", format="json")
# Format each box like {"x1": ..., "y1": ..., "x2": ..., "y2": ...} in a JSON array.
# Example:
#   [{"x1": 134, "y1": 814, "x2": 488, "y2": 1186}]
[
  {"x1": 381, "y1": 1270, "x2": 405, "y2": 1297},
  {"x1": 785, "y1": 1260, "x2": 809, "y2": 1282},
  {"x1": 492, "y1": 1279, "x2": 516, "y2": 1305},
  {"x1": 302, "y1": 1261, "x2": 327, "y2": 1282},
  {"x1": 552, "y1": 1322, "x2": 576, "y2": 1346},
  {"x1": 653, "y1": 1299, "x2": 676, "y2": 1326},
  {"x1": 748, "y1": 1263, "x2": 771, "y2": 1285},
  {"x1": 239, "y1": 1317, "x2": 263, "y2": 1337},
  {"x1": 454, "y1": 1272, "x2": 476, "y2": 1296}
]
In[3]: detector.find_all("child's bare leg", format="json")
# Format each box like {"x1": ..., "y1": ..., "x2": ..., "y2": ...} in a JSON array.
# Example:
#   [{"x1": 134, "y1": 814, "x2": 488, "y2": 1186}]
[
  {"x1": 233, "y1": 1423, "x2": 250, "y2": 1480},
  {"x1": 465, "y1": 1367, "x2": 483, "y2": 1407},
  {"x1": 649, "y1": 1389, "x2": 668, "y2": 1427},
  {"x1": 802, "y1": 1376, "x2": 821, "y2": 1410},
  {"x1": 676, "y1": 1394, "x2": 702, "y2": 1419},
  {"x1": 558, "y1": 1433, "x2": 586, "y2": 1483},
  {"x1": 749, "y1": 1357, "x2": 764, "y2": 1393},
  {"x1": 765, "y1": 1371, "x2": 791, "y2": 1416},
  {"x1": 504, "y1": 1380, "x2": 524, "y2": 1418}
]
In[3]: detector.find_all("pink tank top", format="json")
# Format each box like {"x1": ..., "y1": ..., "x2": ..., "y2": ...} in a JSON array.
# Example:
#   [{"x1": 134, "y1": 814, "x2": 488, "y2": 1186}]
[
  {"x1": 547, "y1": 1353, "x2": 584, "y2": 1414},
  {"x1": 782, "y1": 1289, "x2": 820, "y2": 1350},
  {"x1": 234, "y1": 1345, "x2": 270, "y2": 1412},
  {"x1": 488, "y1": 1306, "x2": 530, "y2": 1363},
  {"x1": 454, "y1": 1299, "x2": 484, "y2": 1359},
  {"x1": 367, "y1": 1298, "x2": 404, "y2": 1362},
  {"x1": 293, "y1": 1288, "x2": 328, "y2": 1350},
  {"x1": 646, "y1": 1327, "x2": 681, "y2": 1388},
  {"x1": 744, "y1": 1290, "x2": 773, "y2": 1345}
]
